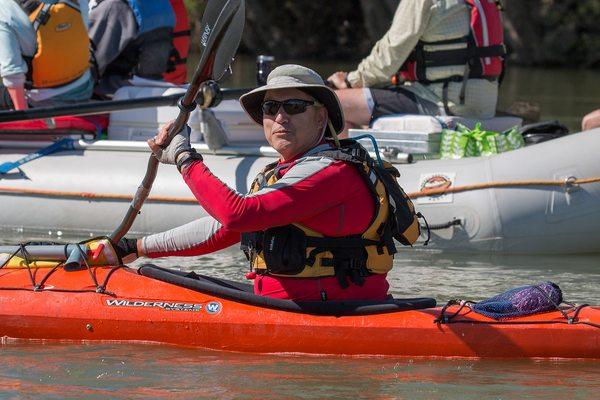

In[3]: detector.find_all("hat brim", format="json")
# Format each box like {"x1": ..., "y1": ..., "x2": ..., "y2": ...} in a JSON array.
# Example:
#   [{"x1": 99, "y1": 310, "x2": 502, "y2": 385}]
[{"x1": 239, "y1": 83, "x2": 345, "y2": 136}]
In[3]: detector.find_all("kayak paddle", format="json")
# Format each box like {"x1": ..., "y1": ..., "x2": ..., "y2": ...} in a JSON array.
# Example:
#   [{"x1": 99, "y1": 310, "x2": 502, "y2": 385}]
[{"x1": 109, "y1": 0, "x2": 246, "y2": 243}]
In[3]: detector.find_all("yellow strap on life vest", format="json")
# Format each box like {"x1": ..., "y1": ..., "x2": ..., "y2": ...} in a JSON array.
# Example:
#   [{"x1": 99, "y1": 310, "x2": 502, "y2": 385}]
[{"x1": 29, "y1": 2, "x2": 89, "y2": 88}]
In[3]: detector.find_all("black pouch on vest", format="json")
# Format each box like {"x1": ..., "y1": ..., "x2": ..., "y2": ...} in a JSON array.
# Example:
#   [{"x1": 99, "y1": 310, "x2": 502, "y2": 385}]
[
  {"x1": 262, "y1": 225, "x2": 307, "y2": 275},
  {"x1": 376, "y1": 165, "x2": 420, "y2": 246}
]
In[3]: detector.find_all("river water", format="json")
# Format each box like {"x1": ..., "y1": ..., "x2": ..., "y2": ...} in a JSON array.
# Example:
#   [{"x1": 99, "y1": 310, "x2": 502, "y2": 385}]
[
  {"x1": 2, "y1": 58, "x2": 600, "y2": 398},
  {"x1": 1, "y1": 245, "x2": 599, "y2": 399}
]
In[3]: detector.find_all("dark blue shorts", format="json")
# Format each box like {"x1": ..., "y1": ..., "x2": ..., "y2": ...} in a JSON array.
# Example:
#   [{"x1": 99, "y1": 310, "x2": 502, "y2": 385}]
[{"x1": 369, "y1": 87, "x2": 420, "y2": 120}]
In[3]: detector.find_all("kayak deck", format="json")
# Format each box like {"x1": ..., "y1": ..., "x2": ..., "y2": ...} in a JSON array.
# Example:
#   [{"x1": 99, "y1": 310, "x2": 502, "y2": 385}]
[{"x1": 0, "y1": 264, "x2": 598, "y2": 358}]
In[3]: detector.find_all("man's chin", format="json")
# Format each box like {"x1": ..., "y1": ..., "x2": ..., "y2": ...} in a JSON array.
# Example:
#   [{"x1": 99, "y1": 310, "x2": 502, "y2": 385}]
[
  {"x1": 272, "y1": 139, "x2": 293, "y2": 150},
  {"x1": 272, "y1": 142, "x2": 298, "y2": 157}
]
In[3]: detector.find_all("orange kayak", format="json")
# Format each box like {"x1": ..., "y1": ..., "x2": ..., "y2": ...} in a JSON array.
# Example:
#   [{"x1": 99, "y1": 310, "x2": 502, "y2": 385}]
[{"x1": 0, "y1": 263, "x2": 599, "y2": 359}]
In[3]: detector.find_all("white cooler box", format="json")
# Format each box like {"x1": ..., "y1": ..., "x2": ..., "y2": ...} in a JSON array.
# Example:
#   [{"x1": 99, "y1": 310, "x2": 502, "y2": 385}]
[
  {"x1": 350, "y1": 114, "x2": 523, "y2": 156},
  {"x1": 108, "y1": 86, "x2": 265, "y2": 145}
]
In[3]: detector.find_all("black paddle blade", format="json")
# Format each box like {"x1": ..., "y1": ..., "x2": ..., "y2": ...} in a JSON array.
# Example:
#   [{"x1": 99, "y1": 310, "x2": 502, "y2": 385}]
[
  {"x1": 195, "y1": 0, "x2": 246, "y2": 82},
  {"x1": 211, "y1": 0, "x2": 245, "y2": 81}
]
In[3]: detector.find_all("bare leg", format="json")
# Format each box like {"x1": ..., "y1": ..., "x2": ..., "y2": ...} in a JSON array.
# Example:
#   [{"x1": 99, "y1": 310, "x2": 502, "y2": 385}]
[{"x1": 335, "y1": 88, "x2": 373, "y2": 137}]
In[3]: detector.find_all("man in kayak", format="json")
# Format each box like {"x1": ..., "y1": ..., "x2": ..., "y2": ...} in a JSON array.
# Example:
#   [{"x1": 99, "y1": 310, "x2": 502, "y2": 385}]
[
  {"x1": 109, "y1": 64, "x2": 420, "y2": 301},
  {"x1": 0, "y1": 0, "x2": 93, "y2": 110},
  {"x1": 327, "y1": 0, "x2": 506, "y2": 134},
  {"x1": 88, "y1": 0, "x2": 176, "y2": 99}
]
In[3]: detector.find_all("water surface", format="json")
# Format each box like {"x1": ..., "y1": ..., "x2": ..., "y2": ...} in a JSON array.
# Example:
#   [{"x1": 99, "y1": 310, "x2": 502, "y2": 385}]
[{"x1": 1, "y1": 244, "x2": 599, "y2": 399}]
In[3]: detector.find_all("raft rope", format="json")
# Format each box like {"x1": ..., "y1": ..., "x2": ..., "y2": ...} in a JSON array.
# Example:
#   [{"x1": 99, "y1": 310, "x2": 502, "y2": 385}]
[
  {"x1": 407, "y1": 176, "x2": 600, "y2": 199},
  {"x1": 0, "y1": 241, "x2": 121, "y2": 295},
  {"x1": 0, "y1": 176, "x2": 599, "y2": 204},
  {"x1": 0, "y1": 186, "x2": 198, "y2": 204}
]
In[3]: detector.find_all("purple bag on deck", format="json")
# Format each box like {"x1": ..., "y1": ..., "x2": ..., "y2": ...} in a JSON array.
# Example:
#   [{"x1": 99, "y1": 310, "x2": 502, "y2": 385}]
[{"x1": 470, "y1": 282, "x2": 563, "y2": 320}]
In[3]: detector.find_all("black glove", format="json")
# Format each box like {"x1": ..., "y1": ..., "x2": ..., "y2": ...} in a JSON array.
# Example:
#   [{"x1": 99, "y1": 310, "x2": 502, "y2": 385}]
[{"x1": 114, "y1": 237, "x2": 138, "y2": 259}]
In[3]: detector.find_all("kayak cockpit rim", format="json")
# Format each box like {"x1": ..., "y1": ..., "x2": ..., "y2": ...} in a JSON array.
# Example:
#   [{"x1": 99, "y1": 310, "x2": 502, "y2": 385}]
[{"x1": 137, "y1": 264, "x2": 437, "y2": 316}]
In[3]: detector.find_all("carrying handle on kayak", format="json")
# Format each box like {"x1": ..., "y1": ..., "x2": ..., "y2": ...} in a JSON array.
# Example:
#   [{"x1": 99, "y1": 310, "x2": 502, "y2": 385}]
[{"x1": 109, "y1": 0, "x2": 246, "y2": 243}]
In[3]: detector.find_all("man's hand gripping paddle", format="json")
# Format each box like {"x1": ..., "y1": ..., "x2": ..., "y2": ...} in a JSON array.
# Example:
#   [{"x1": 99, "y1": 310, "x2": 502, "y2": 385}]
[{"x1": 107, "y1": 0, "x2": 246, "y2": 247}]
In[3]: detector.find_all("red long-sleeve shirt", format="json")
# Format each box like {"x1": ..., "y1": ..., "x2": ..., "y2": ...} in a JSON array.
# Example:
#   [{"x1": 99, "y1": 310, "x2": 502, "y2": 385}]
[{"x1": 142, "y1": 144, "x2": 389, "y2": 300}]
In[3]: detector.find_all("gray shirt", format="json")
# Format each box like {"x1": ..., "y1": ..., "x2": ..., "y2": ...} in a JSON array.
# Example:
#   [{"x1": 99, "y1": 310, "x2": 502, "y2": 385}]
[
  {"x1": 88, "y1": 0, "x2": 174, "y2": 98},
  {"x1": 88, "y1": 0, "x2": 138, "y2": 77}
]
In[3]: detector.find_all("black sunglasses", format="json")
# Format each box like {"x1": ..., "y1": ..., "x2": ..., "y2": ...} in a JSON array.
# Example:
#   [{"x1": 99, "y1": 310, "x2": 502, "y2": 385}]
[{"x1": 261, "y1": 99, "x2": 322, "y2": 116}]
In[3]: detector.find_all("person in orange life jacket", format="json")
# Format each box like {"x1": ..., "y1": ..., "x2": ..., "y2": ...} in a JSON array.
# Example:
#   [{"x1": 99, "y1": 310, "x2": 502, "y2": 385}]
[
  {"x1": 582, "y1": 109, "x2": 600, "y2": 132},
  {"x1": 87, "y1": 0, "x2": 176, "y2": 99},
  {"x1": 110, "y1": 65, "x2": 397, "y2": 301},
  {"x1": 327, "y1": 0, "x2": 506, "y2": 135},
  {"x1": 0, "y1": 0, "x2": 93, "y2": 110}
]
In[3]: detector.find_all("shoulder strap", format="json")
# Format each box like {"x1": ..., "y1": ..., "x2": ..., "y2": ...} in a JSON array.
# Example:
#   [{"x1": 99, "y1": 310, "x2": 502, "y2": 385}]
[
  {"x1": 32, "y1": 3, "x2": 52, "y2": 31},
  {"x1": 313, "y1": 139, "x2": 371, "y2": 165},
  {"x1": 28, "y1": 1, "x2": 82, "y2": 31}
]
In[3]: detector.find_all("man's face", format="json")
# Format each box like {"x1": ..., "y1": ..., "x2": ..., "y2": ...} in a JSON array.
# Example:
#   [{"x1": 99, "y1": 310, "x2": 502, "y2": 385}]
[{"x1": 262, "y1": 88, "x2": 327, "y2": 161}]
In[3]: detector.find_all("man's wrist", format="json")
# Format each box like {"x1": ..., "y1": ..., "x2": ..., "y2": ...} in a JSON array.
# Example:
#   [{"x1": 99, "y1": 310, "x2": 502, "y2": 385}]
[{"x1": 176, "y1": 150, "x2": 203, "y2": 172}]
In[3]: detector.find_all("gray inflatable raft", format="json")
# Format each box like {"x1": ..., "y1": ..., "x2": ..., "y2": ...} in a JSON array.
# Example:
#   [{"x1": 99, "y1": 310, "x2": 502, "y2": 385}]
[{"x1": 0, "y1": 129, "x2": 599, "y2": 254}]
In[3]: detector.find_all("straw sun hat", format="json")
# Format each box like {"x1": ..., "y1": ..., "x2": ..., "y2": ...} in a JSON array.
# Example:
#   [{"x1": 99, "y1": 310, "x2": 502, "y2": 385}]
[{"x1": 239, "y1": 64, "x2": 345, "y2": 135}]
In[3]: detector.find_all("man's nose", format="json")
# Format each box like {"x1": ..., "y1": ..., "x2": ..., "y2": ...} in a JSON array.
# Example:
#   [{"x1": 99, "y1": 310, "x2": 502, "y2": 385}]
[{"x1": 274, "y1": 108, "x2": 289, "y2": 123}]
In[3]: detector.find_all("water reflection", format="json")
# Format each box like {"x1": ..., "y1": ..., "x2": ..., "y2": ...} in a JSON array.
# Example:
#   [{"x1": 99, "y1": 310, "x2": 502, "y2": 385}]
[
  {"x1": 1, "y1": 238, "x2": 599, "y2": 398},
  {"x1": 1, "y1": 343, "x2": 599, "y2": 399}
]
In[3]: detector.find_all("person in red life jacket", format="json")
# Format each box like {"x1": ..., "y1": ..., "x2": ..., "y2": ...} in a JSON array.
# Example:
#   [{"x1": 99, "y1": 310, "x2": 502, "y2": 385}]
[
  {"x1": 582, "y1": 109, "x2": 600, "y2": 132},
  {"x1": 327, "y1": 0, "x2": 506, "y2": 135},
  {"x1": 162, "y1": 0, "x2": 190, "y2": 85},
  {"x1": 105, "y1": 65, "x2": 420, "y2": 301},
  {"x1": 88, "y1": 0, "x2": 176, "y2": 99}
]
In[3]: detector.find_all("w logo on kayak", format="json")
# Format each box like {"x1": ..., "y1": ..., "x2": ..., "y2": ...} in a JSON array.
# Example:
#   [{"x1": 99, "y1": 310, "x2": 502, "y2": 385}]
[{"x1": 205, "y1": 301, "x2": 222, "y2": 315}]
